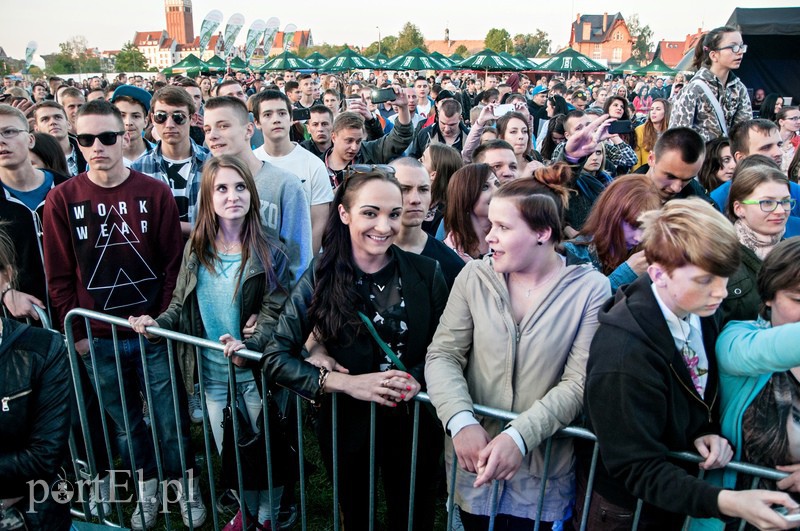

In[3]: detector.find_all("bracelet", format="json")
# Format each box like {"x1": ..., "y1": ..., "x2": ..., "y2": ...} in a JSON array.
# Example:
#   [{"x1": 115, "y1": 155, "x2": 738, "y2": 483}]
[
  {"x1": 318, "y1": 367, "x2": 330, "y2": 393},
  {"x1": 0, "y1": 286, "x2": 11, "y2": 305}
]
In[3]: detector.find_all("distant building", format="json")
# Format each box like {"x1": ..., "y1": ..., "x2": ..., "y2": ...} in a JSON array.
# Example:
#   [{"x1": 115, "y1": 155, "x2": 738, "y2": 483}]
[
  {"x1": 425, "y1": 29, "x2": 485, "y2": 56},
  {"x1": 653, "y1": 28, "x2": 705, "y2": 68},
  {"x1": 165, "y1": 0, "x2": 194, "y2": 45},
  {"x1": 133, "y1": 0, "x2": 223, "y2": 70},
  {"x1": 569, "y1": 12, "x2": 634, "y2": 65}
]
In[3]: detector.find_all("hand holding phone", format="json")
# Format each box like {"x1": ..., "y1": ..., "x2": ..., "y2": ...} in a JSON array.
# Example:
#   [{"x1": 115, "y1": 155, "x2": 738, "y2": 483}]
[{"x1": 608, "y1": 120, "x2": 633, "y2": 135}]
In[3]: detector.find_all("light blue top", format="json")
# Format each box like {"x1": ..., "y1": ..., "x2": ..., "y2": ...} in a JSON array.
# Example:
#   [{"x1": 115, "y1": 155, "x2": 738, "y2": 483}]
[
  {"x1": 196, "y1": 252, "x2": 252, "y2": 383},
  {"x1": 689, "y1": 318, "x2": 800, "y2": 530}
]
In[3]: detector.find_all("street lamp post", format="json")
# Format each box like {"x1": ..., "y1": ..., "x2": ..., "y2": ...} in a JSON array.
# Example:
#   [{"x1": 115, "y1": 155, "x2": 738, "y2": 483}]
[{"x1": 377, "y1": 26, "x2": 381, "y2": 55}]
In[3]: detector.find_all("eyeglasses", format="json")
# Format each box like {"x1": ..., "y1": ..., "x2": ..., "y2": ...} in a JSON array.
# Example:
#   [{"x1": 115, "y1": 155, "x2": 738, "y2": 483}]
[
  {"x1": 75, "y1": 131, "x2": 124, "y2": 147},
  {"x1": 152, "y1": 111, "x2": 188, "y2": 125},
  {"x1": 716, "y1": 44, "x2": 747, "y2": 54},
  {"x1": 0, "y1": 128, "x2": 27, "y2": 139},
  {"x1": 740, "y1": 198, "x2": 796, "y2": 212}
]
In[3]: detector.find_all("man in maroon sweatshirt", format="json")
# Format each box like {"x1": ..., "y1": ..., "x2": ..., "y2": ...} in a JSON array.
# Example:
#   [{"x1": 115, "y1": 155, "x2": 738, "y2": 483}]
[{"x1": 43, "y1": 100, "x2": 206, "y2": 529}]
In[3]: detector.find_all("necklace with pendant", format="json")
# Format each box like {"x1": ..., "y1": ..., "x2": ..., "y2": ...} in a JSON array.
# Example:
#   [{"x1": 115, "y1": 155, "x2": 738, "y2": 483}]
[{"x1": 218, "y1": 238, "x2": 241, "y2": 254}]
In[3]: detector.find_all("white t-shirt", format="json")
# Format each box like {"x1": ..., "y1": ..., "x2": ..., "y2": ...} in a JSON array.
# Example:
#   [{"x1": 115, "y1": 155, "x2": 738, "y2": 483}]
[{"x1": 253, "y1": 143, "x2": 334, "y2": 206}]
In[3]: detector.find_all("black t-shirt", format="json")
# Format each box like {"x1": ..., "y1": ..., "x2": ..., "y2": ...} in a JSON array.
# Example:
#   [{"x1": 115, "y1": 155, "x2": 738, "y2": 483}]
[{"x1": 421, "y1": 235, "x2": 464, "y2": 290}]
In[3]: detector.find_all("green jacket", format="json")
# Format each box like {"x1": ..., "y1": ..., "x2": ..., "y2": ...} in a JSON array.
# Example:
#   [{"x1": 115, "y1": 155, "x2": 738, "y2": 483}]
[
  {"x1": 155, "y1": 240, "x2": 291, "y2": 393},
  {"x1": 720, "y1": 244, "x2": 762, "y2": 328}
]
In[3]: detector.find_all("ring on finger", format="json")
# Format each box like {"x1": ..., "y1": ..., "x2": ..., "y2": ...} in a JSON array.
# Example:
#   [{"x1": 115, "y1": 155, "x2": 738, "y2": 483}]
[{"x1": 381, "y1": 379, "x2": 390, "y2": 388}]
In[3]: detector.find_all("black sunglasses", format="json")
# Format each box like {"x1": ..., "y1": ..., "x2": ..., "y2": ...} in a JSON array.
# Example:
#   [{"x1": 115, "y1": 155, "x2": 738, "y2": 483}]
[
  {"x1": 76, "y1": 131, "x2": 124, "y2": 147},
  {"x1": 152, "y1": 111, "x2": 188, "y2": 125},
  {"x1": 335, "y1": 164, "x2": 396, "y2": 189}
]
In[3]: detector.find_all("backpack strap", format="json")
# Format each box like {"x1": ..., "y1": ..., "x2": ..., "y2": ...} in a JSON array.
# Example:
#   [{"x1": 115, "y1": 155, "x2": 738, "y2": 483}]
[{"x1": 692, "y1": 78, "x2": 728, "y2": 136}]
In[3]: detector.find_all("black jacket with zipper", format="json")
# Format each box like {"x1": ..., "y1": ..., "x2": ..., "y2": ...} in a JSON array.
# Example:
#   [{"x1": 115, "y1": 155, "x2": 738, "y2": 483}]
[
  {"x1": 0, "y1": 318, "x2": 71, "y2": 530},
  {"x1": 0, "y1": 170, "x2": 68, "y2": 311},
  {"x1": 582, "y1": 273, "x2": 726, "y2": 521}
]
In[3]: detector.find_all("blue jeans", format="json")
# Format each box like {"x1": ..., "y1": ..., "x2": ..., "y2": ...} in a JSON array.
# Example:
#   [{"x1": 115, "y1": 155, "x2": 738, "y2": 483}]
[{"x1": 81, "y1": 337, "x2": 195, "y2": 480}]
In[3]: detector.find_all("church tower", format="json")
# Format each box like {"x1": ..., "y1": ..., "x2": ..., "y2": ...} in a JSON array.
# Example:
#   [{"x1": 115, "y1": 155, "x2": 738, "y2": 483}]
[{"x1": 165, "y1": 0, "x2": 194, "y2": 44}]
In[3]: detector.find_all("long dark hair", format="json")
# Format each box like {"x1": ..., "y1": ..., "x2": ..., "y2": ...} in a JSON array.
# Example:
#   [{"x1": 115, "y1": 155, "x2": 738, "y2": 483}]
[
  {"x1": 540, "y1": 114, "x2": 565, "y2": 161},
  {"x1": 309, "y1": 170, "x2": 402, "y2": 343},
  {"x1": 444, "y1": 163, "x2": 494, "y2": 258},
  {"x1": 191, "y1": 155, "x2": 276, "y2": 299},
  {"x1": 760, "y1": 94, "x2": 782, "y2": 123},
  {"x1": 426, "y1": 143, "x2": 463, "y2": 206},
  {"x1": 31, "y1": 132, "x2": 68, "y2": 175},
  {"x1": 698, "y1": 137, "x2": 732, "y2": 193}
]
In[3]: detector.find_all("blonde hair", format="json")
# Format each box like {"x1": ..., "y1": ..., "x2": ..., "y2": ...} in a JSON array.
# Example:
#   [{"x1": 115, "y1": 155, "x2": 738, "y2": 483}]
[{"x1": 640, "y1": 198, "x2": 740, "y2": 277}]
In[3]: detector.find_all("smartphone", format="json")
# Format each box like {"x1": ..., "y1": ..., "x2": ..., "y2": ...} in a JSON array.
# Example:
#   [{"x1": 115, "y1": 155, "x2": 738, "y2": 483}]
[
  {"x1": 345, "y1": 98, "x2": 361, "y2": 110},
  {"x1": 494, "y1": 104, "x2": 515, "y2": 116},
  {"x1": 371, "y1": 88, "x2": 396, "y2": 104},
  {"x1": 292, "y1": 108, "x2": 311, "y2": 121},
  {"x1": 774, "y1": 506, "x2": 800, "y2": 522},
  {"x1": 608, "y1": 120, "x2": 633, "y2": 134}
]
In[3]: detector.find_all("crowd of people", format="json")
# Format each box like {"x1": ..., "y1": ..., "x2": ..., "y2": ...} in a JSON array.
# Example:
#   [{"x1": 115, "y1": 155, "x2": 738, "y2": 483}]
[{"x1": 3, "y1": 23, "x2": 800, "y2": 531}]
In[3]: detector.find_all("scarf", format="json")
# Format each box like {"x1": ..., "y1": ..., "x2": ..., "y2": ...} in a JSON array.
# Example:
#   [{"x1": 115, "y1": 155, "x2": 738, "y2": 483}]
[{"x1": 735, "y1": 218, "x2": 783, "y2": 260}]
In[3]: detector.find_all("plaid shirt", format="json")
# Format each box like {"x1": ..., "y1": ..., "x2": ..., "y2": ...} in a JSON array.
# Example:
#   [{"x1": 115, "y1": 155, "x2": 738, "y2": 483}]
[{"x1": 130, "y1": 139, "x2": 210, "y2": 223}]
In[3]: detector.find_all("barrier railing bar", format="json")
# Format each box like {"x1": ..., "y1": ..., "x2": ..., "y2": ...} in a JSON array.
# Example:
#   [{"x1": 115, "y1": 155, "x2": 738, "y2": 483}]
[{"x1": 407, "y1": 400, "x2": 420, "y2": 531}]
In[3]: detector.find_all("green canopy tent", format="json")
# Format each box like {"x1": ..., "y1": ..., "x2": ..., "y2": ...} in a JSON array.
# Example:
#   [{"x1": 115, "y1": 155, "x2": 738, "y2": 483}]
[
  {"x1": 317, "y1": 47, "x2": 377, "y2": 72},
  {"x1": 500, "y1": 52, "x2": 532, "y2": 71},
  {"x1": 456, "y1": 49, "x2": 525, "y2": 71},
  {"x1": 513, "y1": 54, "x2": 538, "y2": 70},
  {"x1": 304, "y1": 51, "x2": 328, "y2": 67},
  {"x1": 610, "y1": 56, "x2": 643, "y2": 75},
  {"x1": 635, "y1": 57, "x2": 677, "y2": 76},
  {"x1": 536, "y1": 47, "x2": 608, "y2": 73},
  {"x1": 259, "y1": 50, "x2": 315, "y2": 72},
  {"x1": 429, "y1": 51, "x2": 456, "y2": 69},
  {"x1": 369, "y1": 52, "x2": 391, "y2": 67},
  {"x1": 449, "y1": 53, "x2": 465, "y2": 62},
  {"x1": 382, "y1": 48, "x2": 445, "y2": 71},
  {"x1": 203, "y1": 55, "x2": 227, "y2": 72},
  {"x1": 228, "y1": 56, "x2": 249, "y2": 71},
  {"x1": 161, "y1": 54, "x2": 208, "y2": 76}
]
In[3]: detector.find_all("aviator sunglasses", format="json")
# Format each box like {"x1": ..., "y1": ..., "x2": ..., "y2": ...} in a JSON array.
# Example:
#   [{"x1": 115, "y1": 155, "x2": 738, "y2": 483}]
[{"x1": 152, "y1": 110, "x2": 189, "y2": 125}]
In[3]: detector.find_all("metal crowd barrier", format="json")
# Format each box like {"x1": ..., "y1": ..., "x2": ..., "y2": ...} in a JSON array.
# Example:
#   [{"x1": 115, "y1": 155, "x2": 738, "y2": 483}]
[{"x1": 61, "y1": 308, "x2": 789, "y2": 531}]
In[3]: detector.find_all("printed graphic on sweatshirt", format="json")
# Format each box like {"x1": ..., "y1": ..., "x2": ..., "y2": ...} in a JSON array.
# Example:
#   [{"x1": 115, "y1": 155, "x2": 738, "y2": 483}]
[{"x1": 70, "y1": 199, "x2": 159, "y2": 312}]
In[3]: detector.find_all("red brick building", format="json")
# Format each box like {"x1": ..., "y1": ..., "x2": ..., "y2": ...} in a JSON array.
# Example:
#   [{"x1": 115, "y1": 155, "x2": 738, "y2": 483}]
[
  {"x1": 569, "y1": 12, "x2": 634, "y2": 65},
  {"x1": 655, "y1": 28, "x2": 705, "y2": 67}
]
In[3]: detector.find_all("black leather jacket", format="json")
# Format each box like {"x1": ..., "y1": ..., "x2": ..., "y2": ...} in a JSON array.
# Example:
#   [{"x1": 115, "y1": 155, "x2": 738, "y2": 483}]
[
  {"x1": 0, "y1": 318, "x2": 71, "y2": 530},
  {"x1": 262, "y1": 247, "x2": 448, "y2": 400}
]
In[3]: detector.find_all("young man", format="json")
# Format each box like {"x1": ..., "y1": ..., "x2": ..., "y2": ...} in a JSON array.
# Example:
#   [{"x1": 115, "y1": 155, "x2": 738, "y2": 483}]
[
  {"x1": 203, "y1": 96, "x2": 312, "y2": 283},
  {"x1": 576, "y1": 199, "x2": 797, "y2": 530},
  {"x1": 216, "y1": 79, "x2": 264, "y2": 149},
  {"x1": 563, "y1": 117, "x2": 707, "y2": 203},
  {"x1": 110, "y1": 85, "x2": 152, "y2": 165},
  {"x1": 389, "y1": 157, "x2": 464, "y2": 288},
  {"x1": 284, "y1": 81, "x2": 301, "y2": 105},
  {"x1": 295, "y1": 73, "x2": 320, "y2": 110},
  {"x1": 32, "y1": 101, "x2": 86, "y2": 176},
  {"x1": 324, "y1": 88, "x2": 413, "y2": 186},
  {"x1": 300, "y1": 104, "x2": 334, "y2": 159},
  {"x1": 553, "y1": 109, "x2": 637, "y2": 175},
  {"x1": 414, "y1": 76, "x2": 434, "y2": 119},
  {"x1": 410, "y1": 99, "x2": 467, "y2": 158},
  {"x1": 252, "y1": 90, "x2": 332, "y2": 254},
  {"x1": 131, "y1": 86, "x2": 210, "y2": 236},
  {"x1": 0, "y1": 104, "x2": 69, "y2": 320},
  {"x1": 710, "y1": 119, "x2": 796, "y2": 214},
  {"x1": 58, "y1": 86, "x2": 85, "y2": 134},
  {"x1": 473, "y1": 140, "x2": 519, "y2": 183},
  {"x1": 43, "y1": 100, "x2": 205, "y2": 530}
]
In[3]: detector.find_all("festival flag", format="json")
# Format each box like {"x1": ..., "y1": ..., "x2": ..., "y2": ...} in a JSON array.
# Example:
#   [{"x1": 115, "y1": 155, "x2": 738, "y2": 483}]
[
  {"x1": 283, "y1": 24, "x2": 297, "y2": 51},
  {"x1": 197, "y1": 10, "x2": 223, "y2": 57},
  {"x1": 261, "y1": 17, "x2": 280, "y2": 55},
  {"x1": 24, "y1": 41, "x2": 37, "y2": 71},
  {"x1": 222, "y1": 13, "x2": 246, "y2": 58},
  {"x1": 244, "y1": 19, "x2": 267, "y2": 61}
]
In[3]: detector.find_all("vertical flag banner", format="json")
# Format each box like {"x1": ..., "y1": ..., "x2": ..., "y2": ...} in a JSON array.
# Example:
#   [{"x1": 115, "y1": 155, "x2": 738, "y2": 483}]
[
  {"x1": 244, "y1": 19, "x2": 267, "y2": 61},
  {"x1": 197, "y1": 10, "x2": 223, "y2": 58},
  {"x1": 24, "y1": 41, "x2": 37, "y2": 72},
  {"x1": 222, "y1": 13, "x2": 246, "y2": 58},
  {"x1": 283, "y1": 24, "x2": 297, "y2": 51},
  {"x1": 261, "y1": 17, "x2": 281, "y2": 56}
]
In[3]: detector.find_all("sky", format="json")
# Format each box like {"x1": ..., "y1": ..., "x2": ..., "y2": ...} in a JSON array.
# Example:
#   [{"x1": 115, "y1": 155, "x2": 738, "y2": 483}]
[{"x1": 1, "y1": 0, "x2": 796, "y2": 59}]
